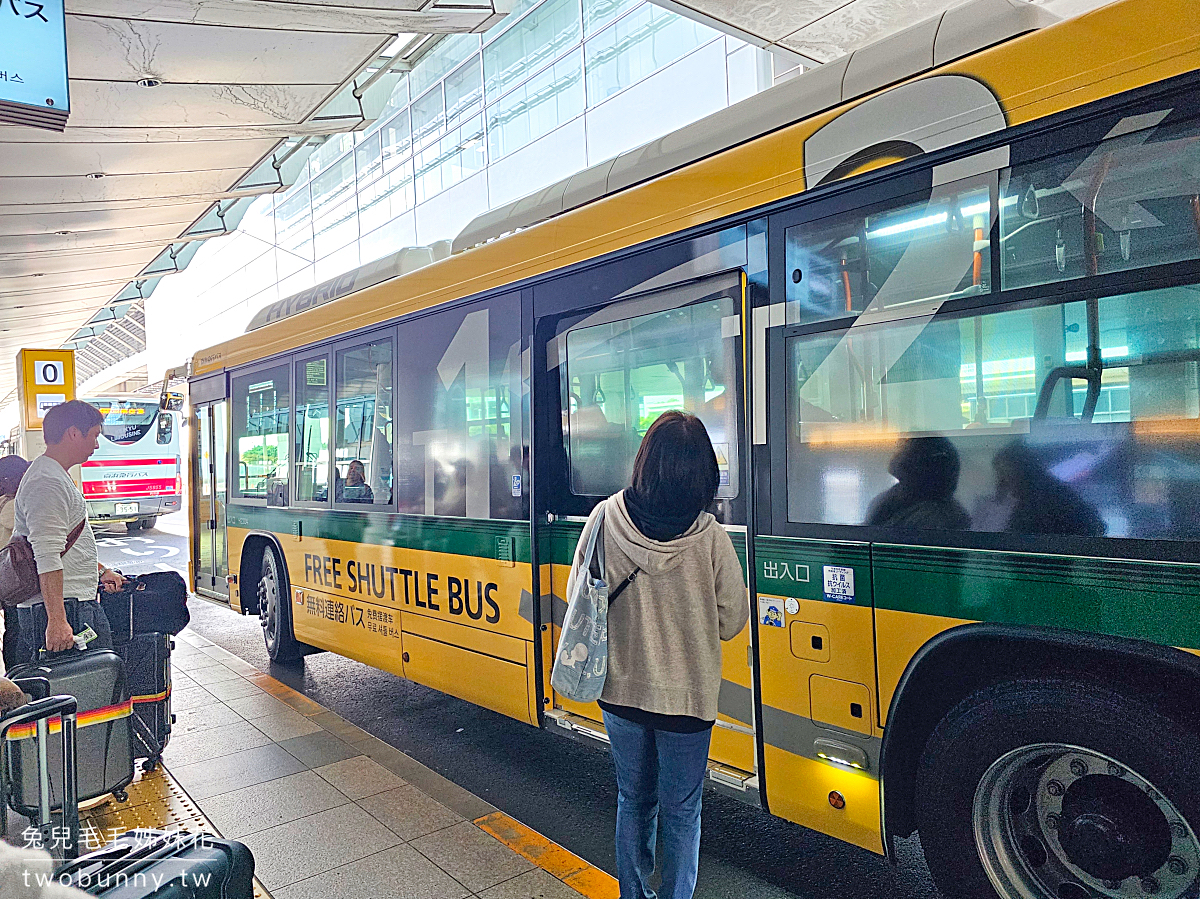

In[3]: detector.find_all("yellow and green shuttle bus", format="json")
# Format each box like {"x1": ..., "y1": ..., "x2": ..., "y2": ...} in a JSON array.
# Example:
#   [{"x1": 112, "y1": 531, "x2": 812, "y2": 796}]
[{"x1": 188, "y1": 0, "x2": 1200, "y2": 894}]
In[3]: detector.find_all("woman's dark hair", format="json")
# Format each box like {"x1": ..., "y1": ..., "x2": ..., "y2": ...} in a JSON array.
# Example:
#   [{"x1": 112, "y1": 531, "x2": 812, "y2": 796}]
[
  {"x1": 0, "y1": 454, "x2": 30, "y2": 498},
  {"x1": 630, "y1": 411, "x2": 720, "y2": 520}
]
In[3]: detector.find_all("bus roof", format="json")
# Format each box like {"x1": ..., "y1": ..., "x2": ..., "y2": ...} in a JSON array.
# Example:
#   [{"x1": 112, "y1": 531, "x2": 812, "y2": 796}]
[{"x1": 190, "y1": 0, "x2": 1199, "y2": 378}]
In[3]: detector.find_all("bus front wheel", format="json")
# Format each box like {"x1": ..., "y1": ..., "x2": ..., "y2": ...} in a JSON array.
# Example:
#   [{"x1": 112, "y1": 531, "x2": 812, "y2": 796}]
[
  {"x1": 257, "y1": 546, "x2": 301, "y2": 665},
  {"x1": 916, "y1": 678, "x2": 1200, "y2": 899}
]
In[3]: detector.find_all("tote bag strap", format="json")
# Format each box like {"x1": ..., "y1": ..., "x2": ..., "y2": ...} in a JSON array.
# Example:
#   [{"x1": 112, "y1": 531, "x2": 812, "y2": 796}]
[{"x1": 584, "y1": 505, "x2": 606, "y2": 585}]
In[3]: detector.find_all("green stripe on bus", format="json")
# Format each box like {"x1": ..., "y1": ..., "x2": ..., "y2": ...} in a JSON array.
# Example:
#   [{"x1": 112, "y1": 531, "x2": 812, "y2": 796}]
[
  {"x1": 751, "y1": 535, "x2": 1200, "y2": 646},
  {"x1": 226, "y1": 507, "x2": 532, "y2": 563},
  {"x1": 871, "y1": 544, "x2": 1200, "y2": 649}
]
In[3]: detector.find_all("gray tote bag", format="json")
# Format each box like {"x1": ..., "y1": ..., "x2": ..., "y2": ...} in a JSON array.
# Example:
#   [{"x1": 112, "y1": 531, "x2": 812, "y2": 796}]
[{"x1": 551, "y1": 507, "x2": 611, "y2": 703}]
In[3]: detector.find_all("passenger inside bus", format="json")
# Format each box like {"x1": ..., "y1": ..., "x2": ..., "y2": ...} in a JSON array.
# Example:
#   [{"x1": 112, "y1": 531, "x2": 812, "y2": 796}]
[
  {"x1": 988, "y1": 441, "x2": 1105, "y2": 537},
  {"x1": 865, "y1": 437, "x2": 970, "y2": 530},
  {"x1": 335, "y1": 460, "x2": 374, "y2": 504}
]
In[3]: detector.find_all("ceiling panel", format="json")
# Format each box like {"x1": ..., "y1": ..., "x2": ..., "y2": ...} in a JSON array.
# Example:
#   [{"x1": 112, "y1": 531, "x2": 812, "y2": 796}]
[
  {"x1": 0, "y1": 169, "x2": 247, "y2": 205},
  {"x1": 0, "y1": 0, "x2": 503, "y2": 403},
  {"x1": 667, "y1": 0, "x2": 848, "y2": 42},
  {"x1": 67, "y1": 81, "x2": 337, "y2": 129},
  {"x1": 0, "y1": 138, "x2": 279, "y2": 178},
  {"x1": 0, "y1": 245, "x2": 176, "y2": 278},
  {"x1": 779, "y1": 0, "x2": 965, "y2": 61},
  {"x1": 0, "y1": 224, "x2": 186, "y2": 254},
  {"x1": 68, "y1": 0, "x2": 496, "y2": 34},
  {"x1": 67, "y1": 18, "x2": 387, "y2": 86},
  {"x1": 1, "y1": 263, "x2": 147, "y2": 293},
  {"x1": 0, "y1": 201, "x2": 210, "y2": 236}
]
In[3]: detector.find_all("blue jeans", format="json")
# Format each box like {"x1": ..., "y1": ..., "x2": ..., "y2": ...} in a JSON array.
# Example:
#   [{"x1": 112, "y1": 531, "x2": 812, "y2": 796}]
[{"x1": 602, "y1": 710, "x2": 712, "y2": 899}]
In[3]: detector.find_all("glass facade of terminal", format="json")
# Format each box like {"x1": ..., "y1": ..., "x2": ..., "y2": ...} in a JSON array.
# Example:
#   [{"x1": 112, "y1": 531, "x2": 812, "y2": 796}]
[{"x1": 142, "y1": 0, "x2": 771, "y2": 377}]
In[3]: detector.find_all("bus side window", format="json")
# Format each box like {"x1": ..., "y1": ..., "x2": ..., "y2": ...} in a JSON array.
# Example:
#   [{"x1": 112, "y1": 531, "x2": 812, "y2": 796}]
[
  {"x1": 1000, "y1": 107, "x2": 1200, "y2": 291},
  {"x1": 392, "y1": 293, "x2": 523, "y2": 520},
  {"x1": 786, "y1": 282, "x2": 1200, "y2": 541},
  {"x1": 561, "y1": 288, "x2": 742, "y2": 508},
  {"x1": 334, "y1": 338, "x2": 393, "y2": 507},
  {"x1": 785, "y1": 175, "x2": 994, "y2": 326},
  {"x1": 231, "y1": 365, "x2": 290, "y2": 502},
  {"x1": 295, "y1": 355, "x2": 331, "y2": 504}
]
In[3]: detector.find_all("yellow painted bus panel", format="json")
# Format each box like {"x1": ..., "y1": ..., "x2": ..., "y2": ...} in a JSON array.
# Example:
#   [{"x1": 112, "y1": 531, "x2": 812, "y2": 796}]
[
  {"x1": 402, "y1": 631, "x2": 535, "y2": 725},
  {"x1": 709, "y1": 724, "x2": 755, "y2": 773},
  {"x1": 758, "y1": 598, "x2": 879, "y2": 735},
  {"x1": 809, "y1": 676, "x2": 873, "y2": 737},
  {"x1": 402, "y1": 610, "x2": 527, "y2": 665},
  {"x1": 228, "y1": 526, "x2": 249, "y2": 613},
  {"x1": 763, "y1": 744, "x2": 883, "y2": 855},
  {"x1": 526, "y1": 642, "x2": 542, "y2": 724},
  {"x1": 948, "y1": 0, "x2": 1200, "y2": 129},
  {"x1": 275, "y1": 535, "x2": 534, "y2": 644},
  {"x1": 875, "y1": 608, "x2": 976, "y2": 721},
  {"x1": 713, "y1": 622, "x2": 755, "y2": 772},
  {"x1": 291, "y1": 585, "x2": 406, "y2": 677}
]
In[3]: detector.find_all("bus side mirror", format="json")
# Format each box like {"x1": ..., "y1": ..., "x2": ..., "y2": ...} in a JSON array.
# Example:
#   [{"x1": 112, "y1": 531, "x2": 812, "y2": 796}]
[{"x1": 157, "y1": 415, "x2": 174, "y2": 445}]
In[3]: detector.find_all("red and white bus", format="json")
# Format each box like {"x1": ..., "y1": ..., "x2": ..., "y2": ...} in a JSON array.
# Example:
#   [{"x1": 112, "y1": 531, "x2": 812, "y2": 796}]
[{"x1": 81, "y1": 394, "x2": 183, "y2": 531}]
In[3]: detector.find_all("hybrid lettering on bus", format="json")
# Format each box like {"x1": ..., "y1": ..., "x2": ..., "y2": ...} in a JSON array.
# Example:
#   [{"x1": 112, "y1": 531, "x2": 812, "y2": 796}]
[
  {"x1": 187, "y1": 2, "x2": 1200, "y2": 896},
  {"x1": 83, "y1": 394, "x2": 183, "y2": 531}
]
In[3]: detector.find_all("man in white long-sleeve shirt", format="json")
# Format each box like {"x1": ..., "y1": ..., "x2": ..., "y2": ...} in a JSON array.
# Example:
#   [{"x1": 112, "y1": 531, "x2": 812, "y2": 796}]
[{"x1": 11, "y1": 401, "x2": 124, "y2": 660}]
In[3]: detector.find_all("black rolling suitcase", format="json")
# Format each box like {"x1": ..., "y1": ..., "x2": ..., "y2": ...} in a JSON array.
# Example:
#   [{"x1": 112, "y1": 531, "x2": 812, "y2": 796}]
[
  {"x1": 57, "y1": 828, "x2": 255, "y2": 898},
  {"x1": 101, "y1": 571, "x2": 190, "y2": 640},
  {"x1": 0, "y1": 683, "x2": 81, "y2": 858},
  {"x1": 116, "y1": 632, "x2": 172, "y2": 771},
  {"x1": 5, "y1": 649, "x2": 135, "y2": 813}
]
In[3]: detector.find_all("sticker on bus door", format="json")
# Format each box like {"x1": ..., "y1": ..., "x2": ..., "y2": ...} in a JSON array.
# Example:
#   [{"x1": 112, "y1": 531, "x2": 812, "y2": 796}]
[{"x1": 823, "y1": 566, "x2": 855, "y2": 602}]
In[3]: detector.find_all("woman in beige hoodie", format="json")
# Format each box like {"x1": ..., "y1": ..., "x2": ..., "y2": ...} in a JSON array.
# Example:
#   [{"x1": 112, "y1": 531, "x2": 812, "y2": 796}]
[{"x1": 569, "y1": 411, "x2": 748, "y2": 899}]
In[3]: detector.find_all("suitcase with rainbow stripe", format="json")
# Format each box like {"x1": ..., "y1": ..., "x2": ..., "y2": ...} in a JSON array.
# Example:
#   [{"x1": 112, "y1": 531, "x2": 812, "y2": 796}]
[
  {"x1": 116, "y1": 632, "x2": 172, "y2": 771},
  {"x1": 5, "y1": 648, "x2": 134, "y2": 815}
]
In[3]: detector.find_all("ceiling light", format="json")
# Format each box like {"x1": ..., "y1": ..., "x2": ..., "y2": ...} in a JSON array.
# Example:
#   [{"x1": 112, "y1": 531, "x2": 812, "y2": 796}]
[
  {"x1": 136, "y1": 78, "x2": 162, "y2": 88},
  {"x1": 85, "y1": 172, "x2": 105, "y2": 180},
  {"x1": 55, "y1": 230, "x2": 70, "y2": 236}
]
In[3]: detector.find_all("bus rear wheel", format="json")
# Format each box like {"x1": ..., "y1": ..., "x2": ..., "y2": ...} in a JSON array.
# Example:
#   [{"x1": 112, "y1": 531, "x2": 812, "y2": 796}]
[
  {"x1": 257, "y1": 546, "x2": 301, "y2": 665},
  {"x1": 916, "y1": 679, "x2": 1200, "y2": 899}
]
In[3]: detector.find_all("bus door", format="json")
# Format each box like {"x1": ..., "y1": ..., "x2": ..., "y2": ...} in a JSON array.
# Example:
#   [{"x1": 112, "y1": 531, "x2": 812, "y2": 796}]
[
  {"x1": 536, "y1": 270, "x2": 756, "y2": 784},
  {"x1": 194, "y1": 399, "x2": 229, "y2": 599},
  {"x1": 760, "y1": 163, "x2": 1001, "y2": 852}
]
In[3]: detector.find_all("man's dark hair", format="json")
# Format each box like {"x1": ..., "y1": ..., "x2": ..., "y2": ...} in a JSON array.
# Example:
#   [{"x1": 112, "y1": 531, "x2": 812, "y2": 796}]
[
  {"x1": 42, "y1": 400, "x2": 104, "y2": 445},
  {"x1": 630, "y1": 411, "x2": 719, "y2": 520}
]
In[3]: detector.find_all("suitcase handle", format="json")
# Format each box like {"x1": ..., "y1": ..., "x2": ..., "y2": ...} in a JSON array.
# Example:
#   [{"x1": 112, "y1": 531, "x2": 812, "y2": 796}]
[
  {"x1": 0, "y1": 694, "x2": 80, "y2": 858},
  {"x1": 65, "y1": 829, "x2": 208, "y2": 885},
  {"x1": 12, "y1": 676, "x2": 51, "y2": 700}
]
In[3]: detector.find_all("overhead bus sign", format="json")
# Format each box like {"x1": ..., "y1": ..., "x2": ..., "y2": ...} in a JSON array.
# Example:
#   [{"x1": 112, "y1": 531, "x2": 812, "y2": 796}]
[{"x1": 0, "y1": 0, "x2": 69, "y2": 131}]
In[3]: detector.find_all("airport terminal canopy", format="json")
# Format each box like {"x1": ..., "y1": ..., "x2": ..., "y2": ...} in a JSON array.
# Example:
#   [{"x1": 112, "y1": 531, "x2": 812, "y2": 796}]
[{"x1": 0, "y1": 0, "x2": 509, "y2": 402}]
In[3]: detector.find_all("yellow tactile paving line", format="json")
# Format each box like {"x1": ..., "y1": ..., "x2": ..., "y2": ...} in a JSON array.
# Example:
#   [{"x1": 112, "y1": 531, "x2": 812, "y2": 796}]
[
  {"x1": 79, "y1": 767, "x2": 272, "y2": 899},
  {"x1": 175, "y1": 629, "x2": 616, "y2": 898},
  {"x1": 475, "y1": 811, "x2": 619, "y2": 899}
]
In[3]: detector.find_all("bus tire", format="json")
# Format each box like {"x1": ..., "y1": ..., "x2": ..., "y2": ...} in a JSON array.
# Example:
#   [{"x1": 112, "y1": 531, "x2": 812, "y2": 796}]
[
  {"x1": 257, "y1": 545, "x2": 301, "y2": 665},
  {"x1": 141, "y1": 516, "x2": 157, "y2": 531},
  {"x1": 916, "y1": 678, "x2": 1200, "y2": 899},
  {"x1": 125, "y1": 520, "x2": 142, "y2": 532}
]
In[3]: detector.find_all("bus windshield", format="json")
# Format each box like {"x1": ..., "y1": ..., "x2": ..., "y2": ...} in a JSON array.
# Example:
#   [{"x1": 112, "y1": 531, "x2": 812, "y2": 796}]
[{"x1": 87, "y1": 399, "x2": 160, "y2": 446}]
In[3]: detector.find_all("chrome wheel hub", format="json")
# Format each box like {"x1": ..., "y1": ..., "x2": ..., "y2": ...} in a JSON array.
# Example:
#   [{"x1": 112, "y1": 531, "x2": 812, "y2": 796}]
[
  {"x1": 973, "y1": 744, "x2": 1200, "y2": 899},
  {"x1": 258, "y1": 558, "x2": 278, "y2": 644}
]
